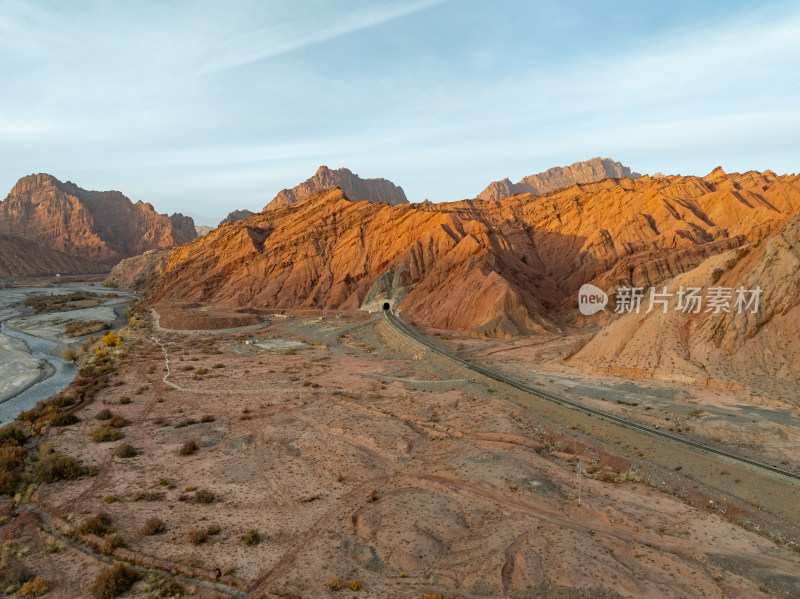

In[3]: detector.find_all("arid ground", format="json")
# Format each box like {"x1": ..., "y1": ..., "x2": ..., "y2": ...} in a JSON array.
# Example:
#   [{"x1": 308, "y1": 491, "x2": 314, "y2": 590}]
[{"x1": 2, "y1": 302, "x2": 799, "y2": 599}]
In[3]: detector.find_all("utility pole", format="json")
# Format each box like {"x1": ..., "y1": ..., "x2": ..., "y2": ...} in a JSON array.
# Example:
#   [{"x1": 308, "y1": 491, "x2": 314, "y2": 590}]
[{"x1": 577, "y1": 460, "x2": 583, "y2": 506}]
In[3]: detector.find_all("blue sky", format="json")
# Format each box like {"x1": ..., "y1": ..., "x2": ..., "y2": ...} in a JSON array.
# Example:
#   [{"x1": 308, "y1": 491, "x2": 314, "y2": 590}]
[{"x1": 1, "y1": 0, "x2": 799, "y2": 224}]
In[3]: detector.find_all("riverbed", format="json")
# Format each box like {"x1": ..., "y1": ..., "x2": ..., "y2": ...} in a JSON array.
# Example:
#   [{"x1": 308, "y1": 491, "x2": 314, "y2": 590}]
[{"x1": 0, "y1": 283, "x2": 138, "y2": 425}]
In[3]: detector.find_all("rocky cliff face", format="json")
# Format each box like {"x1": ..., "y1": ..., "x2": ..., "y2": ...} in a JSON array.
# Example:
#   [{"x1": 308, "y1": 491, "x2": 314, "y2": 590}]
[
  {"x1": 0, "y1": 173, "x2": 196, "y2": 266},
  {"x1": 106, "y1": 249, "x2": 172, "y2": 292},
  {"x1": 265, "y1": 166, "x2": 408, "y2": 210},
  {"x1": 477, "y1": 157, "x2": 641, "y2": 201},
  {"x1": 0, "y1": 235, "x2": 107, "y2": 278},
  {"x1": 570, "y1": 209, "x2": 800, "y2": 399},
  {"x1": 151, "y1": 168, "x2": 800, "y2": 340}
]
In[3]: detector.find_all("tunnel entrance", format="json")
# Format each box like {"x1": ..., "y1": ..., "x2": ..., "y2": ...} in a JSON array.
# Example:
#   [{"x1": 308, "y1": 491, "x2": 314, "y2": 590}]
[{"x1": 382, "y1": 302, "x2": 390, "y2": 311}]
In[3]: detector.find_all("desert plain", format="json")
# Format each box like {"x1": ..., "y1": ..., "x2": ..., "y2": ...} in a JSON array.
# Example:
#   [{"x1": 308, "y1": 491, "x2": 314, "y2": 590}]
[{"x1": 2, "y1": 297, "x2": 799, "y2": 599}]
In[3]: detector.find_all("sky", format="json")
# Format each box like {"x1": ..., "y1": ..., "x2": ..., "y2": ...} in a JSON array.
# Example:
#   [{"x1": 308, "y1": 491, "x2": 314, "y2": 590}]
[{"x1": 1, "y1": 0, "x2": 799, "y2": 225}]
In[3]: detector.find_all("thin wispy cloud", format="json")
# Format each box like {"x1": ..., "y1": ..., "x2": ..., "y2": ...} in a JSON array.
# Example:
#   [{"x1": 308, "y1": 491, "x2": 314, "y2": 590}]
[
  {"x1": 196, "y1": 0, "x2": 447, "y2": 75},
  {"x1": 0, "y1": 1, "x2": 797, "y2": 222}
]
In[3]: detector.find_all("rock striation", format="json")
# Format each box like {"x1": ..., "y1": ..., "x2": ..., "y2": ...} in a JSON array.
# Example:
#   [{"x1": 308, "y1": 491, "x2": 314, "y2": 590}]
[
  {"x1": 0, "y1": 235, "x2": 107, "y2": 278},
  {"x1": 151, "y1": 168, "x2": 800, "y2": 340},
  {"x1": 477, "y1": 157, "x2": 641, "y2": 201},
  {"x1": 265, "y1": 166, "x2": 408, "y2": 210},
  {"x1": 106, "y1": 249, "x2": 172, "y2": 292}
]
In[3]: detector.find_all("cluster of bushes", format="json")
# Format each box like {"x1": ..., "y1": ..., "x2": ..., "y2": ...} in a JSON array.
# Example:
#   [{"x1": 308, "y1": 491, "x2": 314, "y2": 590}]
[
  {"x1": 90, "y1": 409, "x2": 128, "y2": 443},
  {"x1": 0, "y1": 427, "x2": 27, "y2": 495},
  {"x1": 186, "y1": 523, "x2": 221, "y2": 545},
  {"x1": 138, "y1": 570, "x2": 183, "y2": 598},
  {"x1": 24, "y1": 292, "x2": 105, "y2": 313},
  {"x1": 91, "y1": 564, "x2": 137, "y2": 599},
  {"x1": 0, "y1": 542, "x2": 50, "y2": 596},
  {"x1": 49, "y1": 410, "x2": 78, "y2": 427},
  {"x1": 102, "y1": 332, "x2": 122, "y2": 347},
  {"x1": 326, "y1": 577, "x2": 363, "y2": 592},
  {"x1": 17, "y1": 391, "x2": 78, "y2": 430},
  {"x1": 90, "y1": 564, "x2": 183, "y2": 599},
  {"x1": 21, "y1": 335, "x2": 126, "y2": 425},
  {"x1": 0, "y1": 426, "x2": 87, "y2": 496},
  {"x1": 65, "y1": 320, "x2": 111, "y2": 337},
  {"x1": 34, "y1": 449, "x2": 83, "y2": 483}
]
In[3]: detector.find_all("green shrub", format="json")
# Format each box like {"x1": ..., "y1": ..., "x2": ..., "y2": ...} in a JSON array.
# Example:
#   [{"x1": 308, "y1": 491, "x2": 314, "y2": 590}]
[
  {"x1": 96, "y1": 409, "x2": 113, "y2": 421},
  {"x1": 101, "y1": 533, "x2": 126, "y2": 555},
  {"x1": 49, "y1": 410, "x2": 78, "y2": 426},
  {"x1": 193, "y1": 489, "x2": 215, "y2": 503},
  {"x1": 139, "y1": 570, "x2": 183, "y2": 598},
  {"x1": 77, "y1": 513, "x2": 114, "y2": 536},
  {"x1": 242, "y1": 529, "x2": 260, "y2": 546},
  {"x1": 114, "y1": 443, "x2": 137, "y2": 458},
  {"x1": 0, "y1": 426, "x2": 27, "y2": 445},
  {"x1": 34, "y1": 452, "x2": 82, "y2": 483},
  {"x1": 119, "y1": 396, "x2": 131, "y2": 405},
  {"x1": 91, "y1": 426, "x2": 124, "y2": 442},
  {"x1": 0, "y1": 442, "x2": 26, "y2": 495},
  {"x1": 91, "y1": 564, "x2": 138, "y2": 599},
  {"x1": 133, "y1": 491, "x2": 164, "y2": 502},
  {"x1": 186, "y1": 529, "x2": 207, "y2": 545},
  {"x1": 141, "y1": 517, "x2": 166, "y2": 536}
]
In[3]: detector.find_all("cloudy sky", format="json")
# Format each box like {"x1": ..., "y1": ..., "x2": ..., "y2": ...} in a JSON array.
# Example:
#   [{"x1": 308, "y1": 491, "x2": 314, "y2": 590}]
[{"x1": 1, "y1": 0, "x2": 799, "y2": 224}]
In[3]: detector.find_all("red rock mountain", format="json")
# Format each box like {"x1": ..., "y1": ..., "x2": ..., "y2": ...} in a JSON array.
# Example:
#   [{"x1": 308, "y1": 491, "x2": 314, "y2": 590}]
[
  {"x1": 477, "y1": 157, "x2": 641, "y2": 201},
  {"x1": 569, "y1": 207, "x2": 800, "y2": 399},
  {"x1": 265, "y1": 166, "x2": 408, "y2": 210},
  {"x1": 106, "y1": 249, "x2": 172, "y2": 292},
  {"x1": 0, "y1": 174, "x2": 196, "y2": 270},
  {"x1": 151, "y1": 168, "x2": 800, "y2": 342}
]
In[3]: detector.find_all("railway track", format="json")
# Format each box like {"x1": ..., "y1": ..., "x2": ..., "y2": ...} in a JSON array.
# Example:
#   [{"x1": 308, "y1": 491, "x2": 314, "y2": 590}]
[{"x1": 384, "y1": 310, "x2": 800, "y2": 484}]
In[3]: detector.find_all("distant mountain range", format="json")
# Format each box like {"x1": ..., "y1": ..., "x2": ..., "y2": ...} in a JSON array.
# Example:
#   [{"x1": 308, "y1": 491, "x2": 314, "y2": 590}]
[
  {"x1": 265, "y1": 166, "x2": 408, "y2": 210},
  {"x1": 149, "y1": 166, "x2": 800, "y2": 395},
  {"x1": 477, "y1": 157, "x2": 641, "y2": 201},
  {"x1": 0, "y1": 173, "x2": 195, "y2": 276}
]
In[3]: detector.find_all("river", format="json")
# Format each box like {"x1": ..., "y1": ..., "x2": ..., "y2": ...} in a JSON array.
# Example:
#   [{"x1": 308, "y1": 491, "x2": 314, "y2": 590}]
[
  {"x1": 0, "y1": 284, "x2": 137, "y2": 426},
  {"x1": 0, "y1": 320, "x2": 78, "y2": 425}
]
